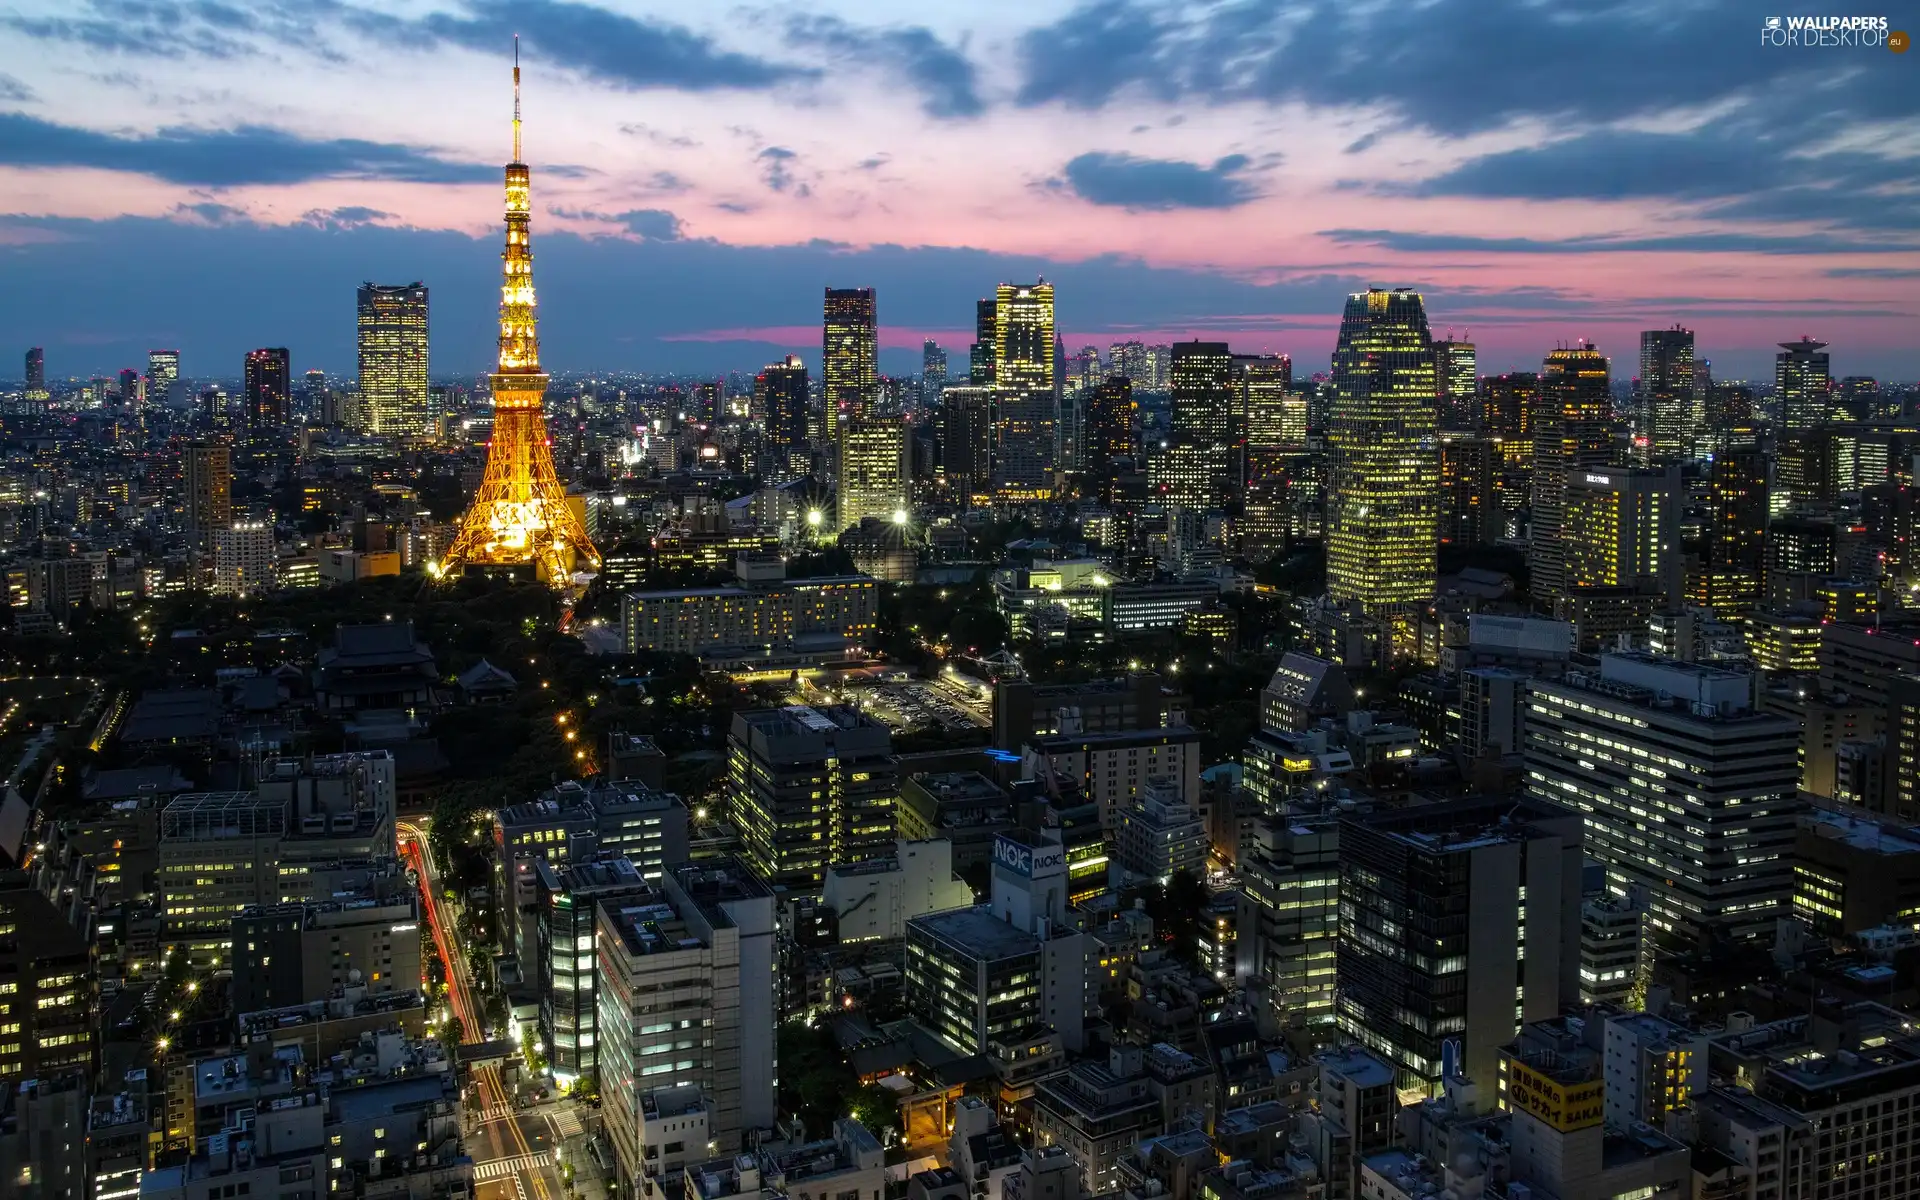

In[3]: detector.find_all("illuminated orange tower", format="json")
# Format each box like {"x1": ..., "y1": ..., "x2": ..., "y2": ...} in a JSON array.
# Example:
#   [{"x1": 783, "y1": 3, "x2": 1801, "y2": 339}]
[{"x1": 442, "y1": 41, "x2": 600, "y2": 585}]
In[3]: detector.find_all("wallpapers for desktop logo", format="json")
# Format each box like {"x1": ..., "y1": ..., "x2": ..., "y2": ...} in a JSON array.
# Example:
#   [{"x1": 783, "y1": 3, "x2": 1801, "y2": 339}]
[{"x1": 1760, "y1": 14, "x2": 1898, "y2": 47}]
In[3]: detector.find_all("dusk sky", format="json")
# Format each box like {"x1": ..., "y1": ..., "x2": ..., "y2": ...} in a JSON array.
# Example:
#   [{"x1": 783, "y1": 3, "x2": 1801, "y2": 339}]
[{"x1": 1, "y1": 0, "x2": 1916, "y2": 383}]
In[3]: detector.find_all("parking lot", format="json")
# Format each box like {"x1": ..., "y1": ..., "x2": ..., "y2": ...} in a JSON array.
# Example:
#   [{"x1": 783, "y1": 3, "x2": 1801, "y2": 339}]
[{"x1": 841, "y1": 680, "x2": 988, "y2": 734}]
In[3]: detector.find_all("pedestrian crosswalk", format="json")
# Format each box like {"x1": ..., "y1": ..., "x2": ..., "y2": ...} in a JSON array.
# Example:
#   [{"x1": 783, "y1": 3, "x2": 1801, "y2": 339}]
[
  {"x1": 471, "y1": 1102, "x2": 515, "y2": 1124},
  {"x1": 473, "y1": 1152, "x2": 552, "y2": 1181}
]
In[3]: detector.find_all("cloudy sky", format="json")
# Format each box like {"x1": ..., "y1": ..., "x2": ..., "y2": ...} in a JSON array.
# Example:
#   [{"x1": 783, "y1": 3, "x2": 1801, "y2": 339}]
[{"x1": 2, "y1": 0, "x2": 1916, "y2": 383}]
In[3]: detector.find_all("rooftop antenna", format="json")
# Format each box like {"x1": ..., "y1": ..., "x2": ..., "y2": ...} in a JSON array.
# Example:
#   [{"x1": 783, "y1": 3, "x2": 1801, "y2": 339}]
[{"x1": 512, "y1": 35, "x2": 522, "y2": 164}]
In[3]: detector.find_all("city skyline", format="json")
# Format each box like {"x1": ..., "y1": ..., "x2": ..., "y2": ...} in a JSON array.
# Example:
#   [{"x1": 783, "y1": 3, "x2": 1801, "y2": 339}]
[{"x1": 1, "y1": 1, "x2": 1916, "y2": 380}]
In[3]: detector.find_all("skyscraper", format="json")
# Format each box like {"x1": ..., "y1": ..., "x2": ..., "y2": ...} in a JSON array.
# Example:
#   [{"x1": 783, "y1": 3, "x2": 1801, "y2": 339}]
[
  {"x1": 303, "y1": 369, "x2": 328, "y2": 423},
  {"x1": 1635, "y1": 326, "x2": 1695, "y2": 462},
  {"x1": 1239, "y1": 353, "x2": 1296, "y2": 485},
  {"x1": 23, "y1": 347, "x2": 44, "y2": 395},
  {"x1": 146, "y1": 349, "x2": 179, "y2": 406},
  {"x1": 1692, "y1": 425, "x2": 1768, "y2": 617},
  {"x1": 755, "y1": 355, "x2": 810, "y2": 481},
  {"x1": 1528, "y1": 342, "x2": 1613, "y2": 606},
  {"x1": 921, "y1": 339, "x2": 948, "y2": 406},
  {"x1": 969, "y1": 298, "x2": 996, "y2": 386},
  {"x1": 993, "y1": 281, "x2": 1056, "y2": 395},
  {"x1": 244, "y1": 347, "x2": 291, "y2": 430},
  {"x1": 823, "y1": 287, "x2": 878, "y2": 442},
  {"x1": 1776, "y1": 337, "x2": 1831, "y2": 431},
  {"x1": 1325, "y1": 288, "x2": 1439, "y2": 613},
  {"x1": 357, "y1": 282, "x2": 430, "y2": 436},
  {"x1": 993, "y1": 392, "x2": 1056, "y2": 502},
  {"x1": 1432, "y1": 338, "x2": 1477, "y2": 429},
  {"x1": 1109, "y1": 340, "x2": 1146, "y2": 383},
  {"x1": 1168, "y1": 341, "x2": 1236, "y2": 504},
  {"x1": 184, "y1": 441, "x2": 232, "y2": 548},
  {"x1": 441, "y1": 49, "x2": 599, "y2": 585},
  {"x1": 1084, "y1": 376, "x2": 1134, "y2": 481},
  {"x1": 117, "y1": 367, "x2": 140, "y2": 406},
  {"x1": 938, "y1": 386, "x2": 995, "y2": 503},
  {"x1": 837, "y1": 416, "x2": 910, "y2": 530}
]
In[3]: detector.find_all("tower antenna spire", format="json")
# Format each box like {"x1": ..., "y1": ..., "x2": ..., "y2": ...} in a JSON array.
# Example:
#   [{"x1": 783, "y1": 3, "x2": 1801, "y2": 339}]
[{"x1": 512, "y1": 35, "x2": 522, "y2": 163}]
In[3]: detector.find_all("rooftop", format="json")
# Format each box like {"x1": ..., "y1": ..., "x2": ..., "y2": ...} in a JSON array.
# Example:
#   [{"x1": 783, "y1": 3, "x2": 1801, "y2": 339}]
[
  {"x1": 1803, "y1": 806, "x2": 1920, "y2": 856},
  {"x1": 909, "y1": 905, "x2": 1043, "y2": 961}
]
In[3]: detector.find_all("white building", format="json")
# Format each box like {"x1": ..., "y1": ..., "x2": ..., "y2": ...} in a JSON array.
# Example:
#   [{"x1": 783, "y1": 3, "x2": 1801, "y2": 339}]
[
  {"x1": 211, "y1": 522, "x2": 275, "y2": 597},
  {"x1": 1114, "y1": 777, "x2": 1208, "y2": 883},
  {"x1": 1525, "y1": 653, "x2": 1801, "y2": 947},
  {"x1": 1024, "y1": 722, "x2": 1202, "y2": 830},
  {"x1": 822, "y1": 838, "x2": 973, "y2": 942}
]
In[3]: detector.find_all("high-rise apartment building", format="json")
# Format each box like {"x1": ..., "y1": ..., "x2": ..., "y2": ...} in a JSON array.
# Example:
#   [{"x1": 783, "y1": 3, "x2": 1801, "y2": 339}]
[
  {"x1": 211, "y1": 522, "x2": 275, "y2": 597},
  {"x1": 146, "y1": 349, "x2": 179, "y2": 406},
  {"x1": 1525, "y1": 653, "x2": 1801, "y2": 948},
  {"x1": 243, "y1": 347, "x2": 290, "y2": 429},
  {"x1": 184, "y1": 441, "x2": 232, "y2": 548},
  {"x1": 597, "y1": 859, "x2": 774, "y2": 1159},
  {"x1": 1635, "y1": 326, "x2": 1694, "y2": 462},
  {"x1": 993, "y1": 281, "x2": 1056, "y2": 395},
  {"x1": 1528, "y1": 342, "x2": 1613, "y2": 605},
  {"x1": 993, "y1": 391, "x2": 1056, "y2": 502},
  {"x1": 1776, "y1": 337, "x2": 1831, "y2": 431},
  {"x1": 302, "y1": 368, "x2": 327, "y2": 423},
  {"x1": 23, "y1": 347, "x2": 43, "y2": 395},
  {"x1": 837, "y1": 416, "x2": 909, "y2": 529},
  {"x1": 1084, "y1": 377, "x2": 1135, "y2": 481},
  {"x1": 117, "y1": 367, "x2": 141, "y2": 408},
  {"x1": 921, "y1": 339, "x2": 948, "y2": 405},
  {"x1": 823, "y1": 287, "x2": 878, "y2": 442},
  {"x1": 1432, "y1": 338, "x2": 1476, "y2": 429},
  {"x1": 356, "y1": 282, "x2": 429, "y2": 436},
  {"x1": 1325, "y1": 288, "x2": 1439, "y2": 612},
  {"x1": 755, "y1": 355, "x2": 810, "y2": 481},
  {"x1": 1439, "y1": 433, "x2": 1500, "y2": 547},
  {"x1": 727, "y1": 706, "x2": 897, "y2": 894},
  {"x1": 1336, "y1": 796, "x2": 1583, "y2": 1095}
]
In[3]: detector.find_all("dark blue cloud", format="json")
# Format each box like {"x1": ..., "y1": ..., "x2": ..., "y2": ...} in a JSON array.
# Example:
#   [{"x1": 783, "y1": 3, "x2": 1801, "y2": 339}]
[
  {"x1": 785, "y1": 17, "x2": 984, "y2": 119},
  {"x1": 758, "y1": 147, "x2": 802, "y2": 194},
  {"x1": 1014, "y1": 0, "x2": 1917, "y2": 134},
  {"x1": 1061, "y1": 152, "x2": 1258, "y2": 210},
  {"x1": 417, "y1": 0, "x2": 813, "y2": 92},
  {"x1": 0, "y1": 111, "x2": 492, "y2": 186},
  {"x1": 1826, "y1": 267, "x2": 1920, "y2": 279},
  {"x1": 0, "y1": 74, "x2": 32, "y2": 102},
  {"x1": 1322, "y1": 228, "x2": 1920, "y2": 256},
  {"x1": 617, "y1": 210, "x2": 683, "y2": 241}
]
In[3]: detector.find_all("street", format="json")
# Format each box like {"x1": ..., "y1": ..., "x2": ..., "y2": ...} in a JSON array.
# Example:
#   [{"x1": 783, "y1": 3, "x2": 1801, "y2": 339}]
[{"x1": 399, "y1": 819, "x2": 589, "y2": 1200}]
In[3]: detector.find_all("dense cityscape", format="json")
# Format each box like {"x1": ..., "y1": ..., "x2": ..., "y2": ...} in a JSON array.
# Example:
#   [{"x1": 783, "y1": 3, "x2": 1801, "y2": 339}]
[{"x1": 3, "y1": 26, "x2": 1920, "y2": 1200}]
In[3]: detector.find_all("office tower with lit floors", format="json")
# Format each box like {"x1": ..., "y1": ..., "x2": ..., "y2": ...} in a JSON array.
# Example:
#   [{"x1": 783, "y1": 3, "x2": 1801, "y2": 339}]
[
  {"x1": 441, "y1": 48, "x2": 600, "y2": 585},
  {"x1": 823, "y1": 287, "x2": 879, "y2": 442},
  {"x1": 922, "y1": 338, "x2": 948, "y2": 405},
  {"x1": 1528, "y1": 342, "x2": 1613, "y2": 606},
  {"x1": 1776, "y1": 337, "x2": 1831, "y2": 430},
  {"x1": 939, "y1": 387, "x2": 995, "y2": 504},
  {"x1": 1166, "y1": 341, "x2": 1236, "y2": 504},
  {"x1": 1635, "y1": 326, "x2": 1694, "y2": 462},
  {"x1": 1325, "y1": 288, "x2": 1440, "y2": 618},
  {"x1": 1432, "y1": 337, "x2": 1476, "y2": 429},
  {"x1": 184, "y1": 442, "x2": 232, "y2": 549},
  {"x1": 1084, "y1": 376, "x2": 1135, "y2": 482},
  {"x1": 1691, "y1": 424, "x2": 1769, "y2": 618},
  {"x1": 356, "y1": 282, "x2": 429, "y2": 436},
  {"x1": 994, "y1": 281, "x2": 1056, "y2": 395},
  {"x1": 756, "y1": 355, "x2": 810, "y2": 481},
  {"x1": 838, "y1": 416, "x2": 910, "y2": 530},
  {"x1": 243, "y1": 346, "x2": 290, "y2": 432},
  {"x1": 970, "y1": 298, "x2": 997, "y2": 385},
  {"x1": 146, "y1": 349, "x2": 179, "y2": 405},
  {"x1": 727, "y1": 706, "x2": 897, "y2": 895}
]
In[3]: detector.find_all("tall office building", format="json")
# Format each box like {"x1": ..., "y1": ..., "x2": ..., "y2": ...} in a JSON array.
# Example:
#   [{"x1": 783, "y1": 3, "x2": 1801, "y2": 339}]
[
  {"x1": 1325, "y1": 288, "x2": 1439, "y2": 612},
  {"x1": 970, "y1": 298, "x2": 996, "y2": 385},
  {"x1": 184, "y1": 442, "x2": 232, "y2": 548},
  {"x1": 993, "y1": 281, "x2": 1056, "y2": 395},
  {"x1": 1084, "y1": 376, "x2": 1135, "y2": 481},
  {"x1": 727, "y1": 706, "x2": 897, "y2": 895},
  {"x1": 146, "y1": 349, "x2": 179, "y2": 406},
  {"x1": 1562, "y1": 466, "x2": 1682, "y2": 603},
  {"x1": 243, "y1": 346, "x2": 290, "y2": 430},
  {"x1": 1109, "y1": 339, "x2": 1146, "y2": 384},
  {"x1": 23, "y1": 346, "x2": 43, "y2": 393},
  {"x1": 1169, "y1": 341, "x2": 1236, "y2": 503},
  {"x1": 117, "y1": 368, "x2": 140, "y2": 407},
  {"x1": 1439, "y1": 433, "x2": 1500, "y2": 546},
  {"x1": 356, "y1": 282, "x2": 430, "y2": 436},
  {"x1": 838, "y1": 416, "x2": 910, "y2": 529},
  {"x1": 302, "y1": 368, "x2": 327, "y2": 423},
  {"x1": 939, "y1": 386, "x2": 995, "y2": 502},
  {"x1": 1336, "y1": 796, "x2": 1583, "y2": 1095},
  {"x1": 1528, "y1": 342, "x2": 1613, "y2": 605},
  {"x1": 0, "y1": 868, "x2": 94, "y2": 1085},
  {"x1": 823, "y1": 287, "x2": 878, "y2": 442},
  {"x1": 1636, "y1": 326, "x2": 1694, "y2": 462},
  {"x1": 993, "y1": 391, "x2": 1056, "y2": 502},
  {"x1": 1432, "y1": 338, "x2": 1477, "y2": 429},
  {"x1": 921, "y1": 339, "x2": 948, "y2": 405},
  {"x1": 1692, "y1": 425, "x2": 1768, "y2": 617},
  {"x1": 1776, "y1": 337, "x2": 1831, "y2": 431},
  {"x1": 755, "y1": 355, "x2": 811, "y2": 481},
  {"x1": 1240, "y1": 356, "x2": 1301, "y2": 484},
  {"x1": 1526, "y1": 654, "x2": 1801, "y2": 948}
]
